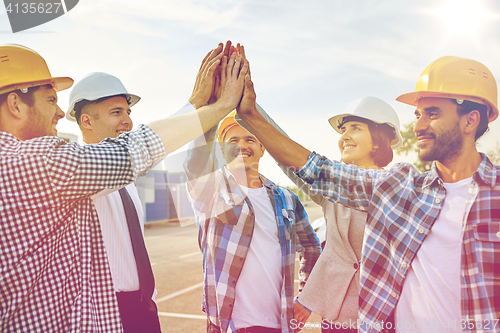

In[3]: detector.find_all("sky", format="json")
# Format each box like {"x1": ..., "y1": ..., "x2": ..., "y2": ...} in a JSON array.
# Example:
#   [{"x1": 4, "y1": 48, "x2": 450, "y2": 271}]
[{"x1": 2, "y1": 0, "x2": 500, "y2": 186}]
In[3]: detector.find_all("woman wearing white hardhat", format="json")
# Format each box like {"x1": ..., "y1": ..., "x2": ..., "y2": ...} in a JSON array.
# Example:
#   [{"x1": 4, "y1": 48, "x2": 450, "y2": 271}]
[
  {"x1": 238, "y1": 97, "x2": 402, "y2": 332},
  {"x1": 290, "y1": 96, "x2": 402, "y2": 332}
]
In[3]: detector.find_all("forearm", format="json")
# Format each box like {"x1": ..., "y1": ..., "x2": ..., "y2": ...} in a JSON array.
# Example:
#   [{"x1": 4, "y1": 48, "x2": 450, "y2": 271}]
[
  {"x1": 184, "y1": 125, "x2": 218, "y2": 180},
  {"x1": 239, "y1": 108, "x2": 310, "y2": 171},
  {"x1": 148, "y1": 100, "x2": 233, "y2": 156}
]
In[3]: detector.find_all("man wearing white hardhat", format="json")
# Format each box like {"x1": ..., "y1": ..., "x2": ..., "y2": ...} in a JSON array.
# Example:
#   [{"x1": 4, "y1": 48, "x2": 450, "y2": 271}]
[
  {"x1": 236, "y1": 55, "x2": 499, "y2": 333},
  {"x1": 67, "y1": 72, "x2": 161, "y2": 333},
  {"x1": 0, "y1": 42, "x2": 248, "y2": 333}
]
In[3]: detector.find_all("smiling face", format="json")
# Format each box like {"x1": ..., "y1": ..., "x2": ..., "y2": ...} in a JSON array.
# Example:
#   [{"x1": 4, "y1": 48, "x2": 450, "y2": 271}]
[
  {"x1": 338, "y1": 120, "x2": 378, "y2": 168},
  {"x1": 222, "y1": 124, "x2": 265, "y2": 174},
  {"x1": 21, "y1": 85, "x2": 65, "y2": 140},
  {"x1": 413, "y1": 97, "x2": 464, "y2": 163},
  {"x1": 81, "y1": 96, "x2": 133, "y2": 143}
]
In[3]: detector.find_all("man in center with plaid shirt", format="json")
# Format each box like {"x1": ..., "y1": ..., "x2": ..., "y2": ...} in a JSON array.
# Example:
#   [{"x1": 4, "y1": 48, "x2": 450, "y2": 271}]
[{"x1": 184, "y1": 108, "x2": 321, "y2": 333}]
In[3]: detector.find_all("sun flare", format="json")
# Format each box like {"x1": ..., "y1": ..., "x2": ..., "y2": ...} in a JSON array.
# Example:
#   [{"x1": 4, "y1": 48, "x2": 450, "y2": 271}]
[{"x1": 430, "y1": 0, "x2": 499, "y2": 38}]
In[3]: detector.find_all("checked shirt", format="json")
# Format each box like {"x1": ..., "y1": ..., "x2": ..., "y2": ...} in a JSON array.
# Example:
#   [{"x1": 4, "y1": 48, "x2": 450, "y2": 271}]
[
  {"x1": 184, "y1": 127, "x2": 321, "y2": 333},
  {"x1": 0, "y1": 125, "x2": 165, "y2": 333},
  {"x1": 296, "y1": 151, "x2": 500, "y2": 333}
]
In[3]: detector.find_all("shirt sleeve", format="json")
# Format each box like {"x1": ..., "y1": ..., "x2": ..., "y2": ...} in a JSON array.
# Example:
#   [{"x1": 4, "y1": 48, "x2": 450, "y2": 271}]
[
  {"x1": 293, "y1": 194, "x2": 321, "y2": 293},
  {"x1": 296, "y1": 151, "x2": 383, "y2": 212},
  {"x1": 45, "y1": 124, "x2": 165, "y2": 201},
  {"x1": 237, "y1": 103, "x2": 327, "y2": 206}
]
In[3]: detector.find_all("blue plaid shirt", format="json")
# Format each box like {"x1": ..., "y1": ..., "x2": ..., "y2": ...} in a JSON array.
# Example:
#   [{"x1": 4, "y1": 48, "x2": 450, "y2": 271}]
[
  {"x1": 184, "y1": 127, "x2": 321, "y2": 333},
  {"x1": 296, "y1": 151, "x2": 500, "y2": 333}
]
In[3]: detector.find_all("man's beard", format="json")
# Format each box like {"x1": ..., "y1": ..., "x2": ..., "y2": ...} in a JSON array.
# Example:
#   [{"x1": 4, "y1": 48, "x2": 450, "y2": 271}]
[{"x1": 418, "y1": 122, "x2": 463, "y2": 163}]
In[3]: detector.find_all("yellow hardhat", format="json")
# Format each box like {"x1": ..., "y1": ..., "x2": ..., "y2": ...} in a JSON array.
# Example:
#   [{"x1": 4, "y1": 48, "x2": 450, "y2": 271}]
[
  {"x1": 396, "y1": 56, "x2": 498, "y2": 122},
  {"x1": 217, "y1": 110, "x2": 239, "y2": 142},
  {"x1": 0, "y1": 44, "x2": 73, "y2": 96}
]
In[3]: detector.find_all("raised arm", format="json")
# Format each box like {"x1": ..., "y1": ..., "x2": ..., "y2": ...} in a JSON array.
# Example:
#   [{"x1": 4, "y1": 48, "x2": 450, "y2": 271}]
[
  {"x1": 236, "y1": 103, "x2": 326, "y2": 206},
  {"x1": 236, "y1": 74, "x2": 310, "y2": 171},
  {"x1": 148, "y1": 51, "x2": 249, "y2": 156}
]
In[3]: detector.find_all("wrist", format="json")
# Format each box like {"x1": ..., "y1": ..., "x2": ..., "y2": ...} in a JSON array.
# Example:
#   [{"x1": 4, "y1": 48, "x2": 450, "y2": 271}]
[{"x1": 189, "y1": 97, "x2": 208, "y2": 110}]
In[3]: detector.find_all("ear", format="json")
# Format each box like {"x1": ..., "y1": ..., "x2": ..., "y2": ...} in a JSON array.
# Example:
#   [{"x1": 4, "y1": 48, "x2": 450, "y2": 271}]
[
  {"x1": 80, "y1": 113, "x2": 93, "y2": 130},
  {"x1": 462, "y1": 110, "x2": 480, "y2": 135},
  {"x1": 6, "y1": 92, "x2": 26, "y2": 119},
  {"x1": 260, "y1": 144, "x2": 265, "y2": 156}
]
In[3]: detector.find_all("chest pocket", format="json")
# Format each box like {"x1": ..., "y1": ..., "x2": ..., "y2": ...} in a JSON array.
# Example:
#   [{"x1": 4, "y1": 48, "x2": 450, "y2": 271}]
[
  {"x1": 213, "y1": 187, "x2": 246, "y2": 225},
  {"x1": 473, "y1": 222, "x2": 500, "y2": 278}
]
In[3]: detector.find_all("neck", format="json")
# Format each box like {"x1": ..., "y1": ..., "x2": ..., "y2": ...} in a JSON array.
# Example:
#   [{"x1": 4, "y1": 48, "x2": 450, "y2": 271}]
[
  {"x1": 227, "y1": 166, "x2": 263, "y2": 188},
  {"x1": 435, "y1": 146, "x2": 481, "y2": 183},
  {"x1": 82, "y1": 133, "x2": 99, "y2": 144}
]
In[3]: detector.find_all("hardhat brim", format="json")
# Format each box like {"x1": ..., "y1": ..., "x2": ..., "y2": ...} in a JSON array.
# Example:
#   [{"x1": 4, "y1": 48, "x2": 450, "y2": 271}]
[
  {"x1": 0, "y1": 76, "x2": 73, "y2": 96},
  {"x1": 217, "y1": 111, "x2": 239, "y2": 142},
  {"x1": 66, "y1": 93, "x2": 141, "y2": 122},
  {"x1": 396, "y1": 91, "x2": 499, "y2": 122},
  {"x1": 328, "y1": 113, "x2": 403, "y2": 149}
]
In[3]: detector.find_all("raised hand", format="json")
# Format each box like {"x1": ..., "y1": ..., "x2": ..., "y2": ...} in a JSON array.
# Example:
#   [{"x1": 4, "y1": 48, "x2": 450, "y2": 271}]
[
  {"x1": 189, "y1": 44, "x2": 223, "y2": 109},
  {"x1": 216, "y1": 52, "x2": 249, "y2": 111},
  {"x1": 236, "y1": 69, "x2": 257, "y2": 117}
]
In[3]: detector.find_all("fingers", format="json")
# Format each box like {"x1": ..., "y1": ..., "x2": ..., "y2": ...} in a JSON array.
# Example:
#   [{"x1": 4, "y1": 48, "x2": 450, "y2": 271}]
[
  {"x1": 220, "y1": 55, "x2": 228, "y2": 89},
  {"x1": 223, "y1": 40, "x2": 232, "y2": 60},
  {"x1": 206, "y1": 53, "x2": 223, "y2": 75},
  {"x1": 198, "y1": 43, "x2": 222, "y2": 71},
  {"x1": 226, "y1": 52, "x2": 237, "y2": 78},
  {"x1": 239, "y1": 59, "x2": 249, "y2": 80}
]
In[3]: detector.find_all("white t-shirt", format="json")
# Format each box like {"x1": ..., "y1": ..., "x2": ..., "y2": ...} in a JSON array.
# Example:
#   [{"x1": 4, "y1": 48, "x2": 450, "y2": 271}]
[
  {"x1": 232, "y1": 185, "x2": 282, "y2": 330},
  {"x1": 396, "y1": 177, "x2": 472, "y2": 332}
]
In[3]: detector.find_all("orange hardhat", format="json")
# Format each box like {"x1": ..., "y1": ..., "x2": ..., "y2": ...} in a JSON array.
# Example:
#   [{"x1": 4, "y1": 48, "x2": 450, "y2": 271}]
[
  {"x1": 217, "y1": 110, "x2": 240, "y2": 142},
  {"x1": 0, "y1": 44, "x2": 73, "y2": 96},
  {"x1": 396, "y1": 56, "x2": 498, "y2": 122}
]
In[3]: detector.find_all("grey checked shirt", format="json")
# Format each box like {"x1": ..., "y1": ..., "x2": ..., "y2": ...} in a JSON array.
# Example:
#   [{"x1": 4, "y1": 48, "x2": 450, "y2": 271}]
[{"x1": 0, "y1": 125, "x2": 165, "y2": 332}]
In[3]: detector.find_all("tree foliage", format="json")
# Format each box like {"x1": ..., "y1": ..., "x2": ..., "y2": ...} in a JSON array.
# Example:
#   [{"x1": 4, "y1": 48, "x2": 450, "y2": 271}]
[
  {"x1": 487, "y1": 142, "x2": 500, "y2": 164},
  {"x1": 395, "y1": 121, "x2": 432, "y2": 172}
]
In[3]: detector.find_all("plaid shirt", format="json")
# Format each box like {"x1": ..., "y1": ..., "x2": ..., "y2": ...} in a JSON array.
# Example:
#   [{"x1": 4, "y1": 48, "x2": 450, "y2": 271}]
[
  {"x1": 184, "y1": 127, "x2": 321, "y2": 333},
  {"x1": 297, "y1": 151, "x2": 500, "y2": 333},
  {"x1": 0, "y1": 125, "x2": 165, "y2": 333}
]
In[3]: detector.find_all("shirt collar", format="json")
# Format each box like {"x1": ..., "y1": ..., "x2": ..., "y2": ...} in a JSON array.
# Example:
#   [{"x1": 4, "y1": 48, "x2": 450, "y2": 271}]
[
  {"x1": 473, "y1": 153, "x2": 497, "y2": 187},
  {"x1": 422, "y1": 152, "x2": 497, "y2": 188}
]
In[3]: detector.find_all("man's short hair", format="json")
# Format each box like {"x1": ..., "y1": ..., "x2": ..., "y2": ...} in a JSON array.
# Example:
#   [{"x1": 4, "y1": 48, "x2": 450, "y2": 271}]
[
  {"x1": 454, "y1": 100, "x2": 489, "y2": 141},
  {"x1": 0, "y1": 85, "x2": 50, "y2": 108}
]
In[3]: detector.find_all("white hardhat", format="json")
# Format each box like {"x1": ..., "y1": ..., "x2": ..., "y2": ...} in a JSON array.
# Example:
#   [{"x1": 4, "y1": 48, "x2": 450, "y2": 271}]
[
  {"x1": 328, "y1": 96, "x2": 403, "y2": 149},
  {"x1": 66, "y1": 72, "x2": 140, "y2": 122}
]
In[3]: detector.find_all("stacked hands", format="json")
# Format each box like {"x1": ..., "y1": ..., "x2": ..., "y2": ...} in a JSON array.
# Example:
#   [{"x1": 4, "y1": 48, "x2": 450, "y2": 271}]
[{"x1": 189, "y1": 40, "x2": 257, "y2": 119}]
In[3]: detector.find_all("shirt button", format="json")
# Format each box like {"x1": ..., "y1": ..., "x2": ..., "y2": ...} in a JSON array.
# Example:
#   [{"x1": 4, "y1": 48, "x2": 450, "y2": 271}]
[
  {"x1": 419, "y1": 228, "x2": 425, "y2": 234},
  {"x1": 391, "y1": 292, "x2": 397, "y2": 298},
  {"x1": 353, "y1": 263, "x2": 359, "y2": 270},
  {"x1": 435, "y1": 198, "x2": 441, "y2": 204},
  {"x1": 496, "y1": 231, "x2": 500, "y2": 239},
  {"x1": 228, "y1": 303, "x2": 233, "y2": 308},
  {"x1": 401, "y1": 262, "x2": 407, "y2": 268}
]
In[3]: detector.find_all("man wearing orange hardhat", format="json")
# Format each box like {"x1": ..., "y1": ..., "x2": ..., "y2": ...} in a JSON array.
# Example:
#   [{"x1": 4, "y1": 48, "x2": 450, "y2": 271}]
[
  {"x1": 0, "y1": 43, "x2": 248, "y2": 332},
  {"x1": 236, "y1": 55, "x2": 499, "y2": 333},
  {"x1": 184, "y1": 107, "x2": 320, "y2": 333}
]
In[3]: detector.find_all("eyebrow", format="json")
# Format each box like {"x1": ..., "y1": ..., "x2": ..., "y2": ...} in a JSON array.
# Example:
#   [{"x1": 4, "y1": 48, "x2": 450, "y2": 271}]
[
  {"x1": 415, "y1": 106, "x2": 441, "y2": 116},
  {"x1": 227, "y1": 135, "x2": 257, "y2": 141},
  {"x1": 341, "y1": 122, "x2": 365, "y2": 129}
]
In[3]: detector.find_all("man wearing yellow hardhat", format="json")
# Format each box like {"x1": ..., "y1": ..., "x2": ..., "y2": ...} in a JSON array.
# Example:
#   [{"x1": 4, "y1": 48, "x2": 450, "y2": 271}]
[
  {"x1": 236, "y1": 55, "x2": 499, "y2": 333},
  {"x1": 184, "y1": 105, "x2": 321, "y2": 333},
  {"x1": 0, "y1": 43, "x2": 248, "y2": 332}
]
